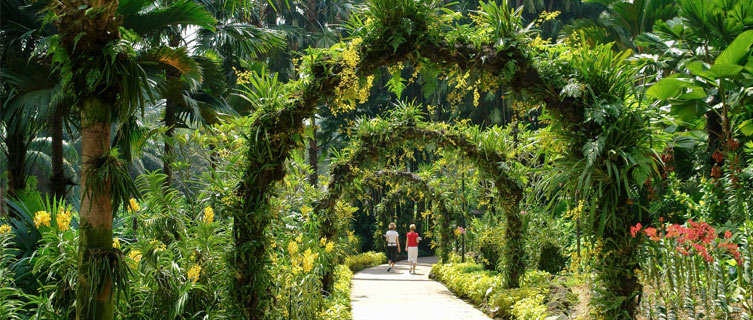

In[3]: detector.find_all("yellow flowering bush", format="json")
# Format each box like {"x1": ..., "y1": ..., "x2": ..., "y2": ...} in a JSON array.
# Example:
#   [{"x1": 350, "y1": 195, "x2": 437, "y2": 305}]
[
  {"x1": 56, "y1": 209, "x2": 72, "y2": 231},
  {"x1": 127, "y1": 249, "x2": 142, "y2": 269},
  {"x1": 325, "y1": 241, "x2": 335, "y2": 253},
  {"x1": 344, "y1": 251, "x2": 386, "y2": 272},
  {"x1": 287, "y1": 241, "x2": 299, "y2": 256},
  {"x1": 203, "y1": 206, "x2": 214, "y2": 224},
  {"x1": 187, "y1": 264, "x2": 202, "y2": 283},
  {"x1": 0, "y1": 224, "x2": 11, "y2": 235},
  {"x1": 33, "y1": 211, "x2": 51, "y2": 228},
  {"x1": 331, "y1": 38, "x2": 375, "y2": 115},
  {"x1": 129, "y1": 198, "x2": 140, "y2": 212},
  {"x1": 112, "y1": 237, "x2": 121, "y2": 249},
  {"x1": 431, "y1": 262, "x2": 551, "y2": 319},
  {"x1": 301, "y1": 248, "x2": 318, "y2": 273}
]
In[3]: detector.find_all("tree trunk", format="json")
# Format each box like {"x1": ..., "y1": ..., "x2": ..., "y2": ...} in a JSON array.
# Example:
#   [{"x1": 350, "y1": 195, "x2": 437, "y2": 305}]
[
  {"x1": 50, "y1": 104, "x2": 68, "y2": 199},
  {"x1": 499, "y1": 185, "x2": 524, "y2": 289},
  {"x1": 596, "y1": 224, "x2": 642, "y2": 319},
  {"x1": 5, "y1": 132, "x2": 28, "y2": 199},
  {"x1": 705, "y1": 109, "x2": 723, "y2": 169},
  {"x1": 307, "y1": 115, "x2": 318, "y2": 187},
  {"x1": 76, "y1": 96, "x2": 115, "y2": 320},
  {"x1": 163, "y1": 74, "x2": 179, "y2": 186}
]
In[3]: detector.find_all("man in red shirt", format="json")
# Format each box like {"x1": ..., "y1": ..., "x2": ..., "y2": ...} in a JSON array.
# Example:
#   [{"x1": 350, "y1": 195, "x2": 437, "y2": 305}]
[{"x1": 405, "y1": 224, "x2": 421, "y2": 274}]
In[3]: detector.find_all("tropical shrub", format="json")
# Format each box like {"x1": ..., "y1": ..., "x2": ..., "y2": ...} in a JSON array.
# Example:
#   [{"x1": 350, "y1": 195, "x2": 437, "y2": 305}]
[
  {"x1": 477, "y1": 225, "x2": 505, "y2": 270},
  {"x1": 321, "y1": 265, "x2": 355, "y2": 320},
  {"x1": 345, "y1": 251, "x2": 387, "y2": 272},
  {"x1": 430, "y1": 261, "x2": 553, "y2": 319},
  {"x1": 537, "y1": 240, "x2": 567, "y2": 274}
]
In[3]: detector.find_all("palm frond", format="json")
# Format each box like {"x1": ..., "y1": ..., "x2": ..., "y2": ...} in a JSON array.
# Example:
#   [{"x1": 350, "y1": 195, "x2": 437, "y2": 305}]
[{"x1": 119, "y1": 0, "x2": 217, "y2": 35}]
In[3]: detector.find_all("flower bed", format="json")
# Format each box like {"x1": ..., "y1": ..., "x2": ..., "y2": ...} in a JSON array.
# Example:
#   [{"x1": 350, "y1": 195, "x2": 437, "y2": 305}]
[
  {"x1": 321, "y1": 265, "x2": 354, "y2": 319},
  {"x1": 430, "y1": 261, "x2": 563, "y2": 319},
  {"x1": 344, "y1": 251, "x2": 387, "y2": 272}
]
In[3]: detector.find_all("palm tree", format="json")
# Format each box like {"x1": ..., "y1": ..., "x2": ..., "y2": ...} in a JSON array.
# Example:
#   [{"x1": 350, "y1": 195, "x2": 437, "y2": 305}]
[
  {"x1": 120, "y1": 0, "x2": 283, "y2": 186},
  {"x1": 1, "y1": 0, "x2": 62, "y2": 200},
  {"x1": 42, "y1": 0, "x2": 225, "y2": 316}
]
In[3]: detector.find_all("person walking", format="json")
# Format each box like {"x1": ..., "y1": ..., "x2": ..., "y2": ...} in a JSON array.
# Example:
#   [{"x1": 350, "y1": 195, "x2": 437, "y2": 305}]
[
  {"x1": 405, "y1": 224, "x2": 421, "y2": 274},
  {"x1": 385, "y1": 222, "x2": 400, "y2": 272}
]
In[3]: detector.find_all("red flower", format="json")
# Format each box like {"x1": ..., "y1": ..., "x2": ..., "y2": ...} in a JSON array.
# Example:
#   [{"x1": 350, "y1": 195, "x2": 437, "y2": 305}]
[
  {"x1": 643, "y1": 227, "x2": 661, "y2": 241},
  {"x1": 711, "y1": 166, "x2": 723, "y2": 178},
  {"x1": 728, "y1": 139, "x2": 740, "y2": 150},
  {"x1": 712, "y1": 150, "x2": 724, "y2": 163},
  {"x1": 630, "y1": 223, "x2": 642, "y2": 238},
  {"x1": 724, "y1": 231, "x2": 732, "y2": 239},
  {"x1": 665, "y1": 224, "x2": 685, "y2": 239}
]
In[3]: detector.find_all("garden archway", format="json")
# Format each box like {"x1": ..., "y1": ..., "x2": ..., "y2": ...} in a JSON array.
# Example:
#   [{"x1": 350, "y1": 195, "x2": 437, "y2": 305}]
[
  {"x1": 328, "y1": 169, "x2": 454, "y2": 261},
  {"x1": 361, "y1": 170, "x2": 454, "y2": 260},
  {"x1": 313, "y1": 108, "x2": 524, "y2": 291},
  {"x1": 232, "y1": 1, "x2": 646, "y2": 318}
]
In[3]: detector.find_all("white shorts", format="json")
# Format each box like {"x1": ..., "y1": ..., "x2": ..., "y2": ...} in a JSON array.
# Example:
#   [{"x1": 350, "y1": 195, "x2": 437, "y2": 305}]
[{"x1": 407, "y1": 247, "x2": 418, "y2": 263}]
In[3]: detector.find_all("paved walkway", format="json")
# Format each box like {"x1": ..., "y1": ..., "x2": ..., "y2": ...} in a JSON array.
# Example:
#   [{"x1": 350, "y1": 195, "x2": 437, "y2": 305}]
[{"x1": 351, "y1": 256, "x2": 491, "y2": 320}]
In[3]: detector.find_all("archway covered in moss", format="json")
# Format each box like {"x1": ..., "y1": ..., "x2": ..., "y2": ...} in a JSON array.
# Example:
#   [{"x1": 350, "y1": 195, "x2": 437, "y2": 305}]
[
  {"x1": 231, "y1": 1, "x2": 649, "y2": 318},
  {"x1": 360, "y1": 170, "x2": 453, "y2": 261},
  {"x1": 313, "y1": 106, "x2": 523, "y2": 291}
]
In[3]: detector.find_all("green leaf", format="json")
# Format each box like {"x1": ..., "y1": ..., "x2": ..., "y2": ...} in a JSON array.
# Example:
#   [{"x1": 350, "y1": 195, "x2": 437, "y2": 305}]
[
  {"x1": 647, "y1": 77, "x2": 692, "y2": 100},
  {"x1": 715, "y1": 30, "x2": 753, "y2": 65},
  {"x1": 670, "y1": 100, "x2": 709, "y2": 123},
  {"x1": 678, "y1": 86, "x2": 707, "y2": 100},
  {"x1": 119, "y1": 0, "x2": 217, "y2": 35},
  {"x1": 385, "y1": 68, "x2": 406, "y2": 98},
  {"x1": 707, "y1": 64, "x2": 743, "y2": 78},
  {"x1": 739, "y1": 119, "x2": 753, "y2": 136},
  {"x1": 686, "y1": 61, "x2": 712, "y2": 79}
]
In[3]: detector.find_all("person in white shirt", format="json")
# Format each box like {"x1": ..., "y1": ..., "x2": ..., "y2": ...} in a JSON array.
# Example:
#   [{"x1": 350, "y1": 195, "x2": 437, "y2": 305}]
[{"x1": 384, "y1": 222, "x2": 400, "y2": 272}]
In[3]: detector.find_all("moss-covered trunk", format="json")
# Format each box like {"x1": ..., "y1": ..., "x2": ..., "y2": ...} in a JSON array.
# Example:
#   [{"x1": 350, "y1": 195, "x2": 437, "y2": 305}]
[
  {"x1": 593, "y1": 202, "x2": 642, "y2": 319},
  {"x1": 76, "y1": 97, "x2": 115, "y2": 320},
  {"x1": 438, "y1": 206, "x2": 452, "y2": 263},
  {"x1": 307, "y1": 114, "x2": 318, "y2": 187},
  {"x1": 321, "y1": 206, "x2": 337, "y2": 293},
  {"x1": 499, "y1": 188, "x2": 524, "y2": 289},
  {"x1": 232, "y1": 199, "x2": 272, "y2": 320}
]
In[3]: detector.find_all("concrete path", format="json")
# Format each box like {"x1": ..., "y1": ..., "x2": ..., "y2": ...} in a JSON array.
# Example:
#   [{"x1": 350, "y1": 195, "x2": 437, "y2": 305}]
[{"x1": 351, "y1": 256, "x2": 491, "y2": 320}]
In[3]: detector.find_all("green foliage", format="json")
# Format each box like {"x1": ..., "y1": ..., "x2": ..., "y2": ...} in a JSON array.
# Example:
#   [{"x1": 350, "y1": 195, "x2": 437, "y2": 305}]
[
  {"x1": 477, "y1": 225, "x2": 504, "y2": 270},
  {"x1": 118, "y1": 0, "x2": 217, "y2": 34},
  {"x1": 430, "y1": 262, "x2": 554, "y2": 319},
  {"x1": 345, "y1": 251, "x2": 387, "y2": 273},
  {"x1": 0, "y1": 231, "x2": 27, "y2": 318},
  {"x1": 321, "y1": 265, "x2": 355, "y2": 320},
  {"x1": 84, "y1": 148, "x2": 140, "y2": 215},
  {"x1": 537, "y1": 240, "x2": 568, "y2": 274}
]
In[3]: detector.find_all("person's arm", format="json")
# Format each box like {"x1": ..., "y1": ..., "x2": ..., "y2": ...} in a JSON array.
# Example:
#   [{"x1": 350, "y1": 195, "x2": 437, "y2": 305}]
[
  {"x1": 397, "y1": 237, "x2": 401, "y2": 253},
  {"x1": 405, "y1": 235, "x2": 408, "y2": 251}
]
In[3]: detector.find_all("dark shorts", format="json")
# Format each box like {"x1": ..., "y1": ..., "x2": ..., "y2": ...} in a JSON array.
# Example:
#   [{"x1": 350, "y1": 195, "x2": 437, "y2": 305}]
[{"x1": 386, "y1": 245, "x2": 398, "y2": 262}]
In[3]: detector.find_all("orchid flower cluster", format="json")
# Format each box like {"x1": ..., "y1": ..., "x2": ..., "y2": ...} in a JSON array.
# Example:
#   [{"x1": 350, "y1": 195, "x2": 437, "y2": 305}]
[{"x1": 631, "y1": 219, "x2": 743, "y2": 265}]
